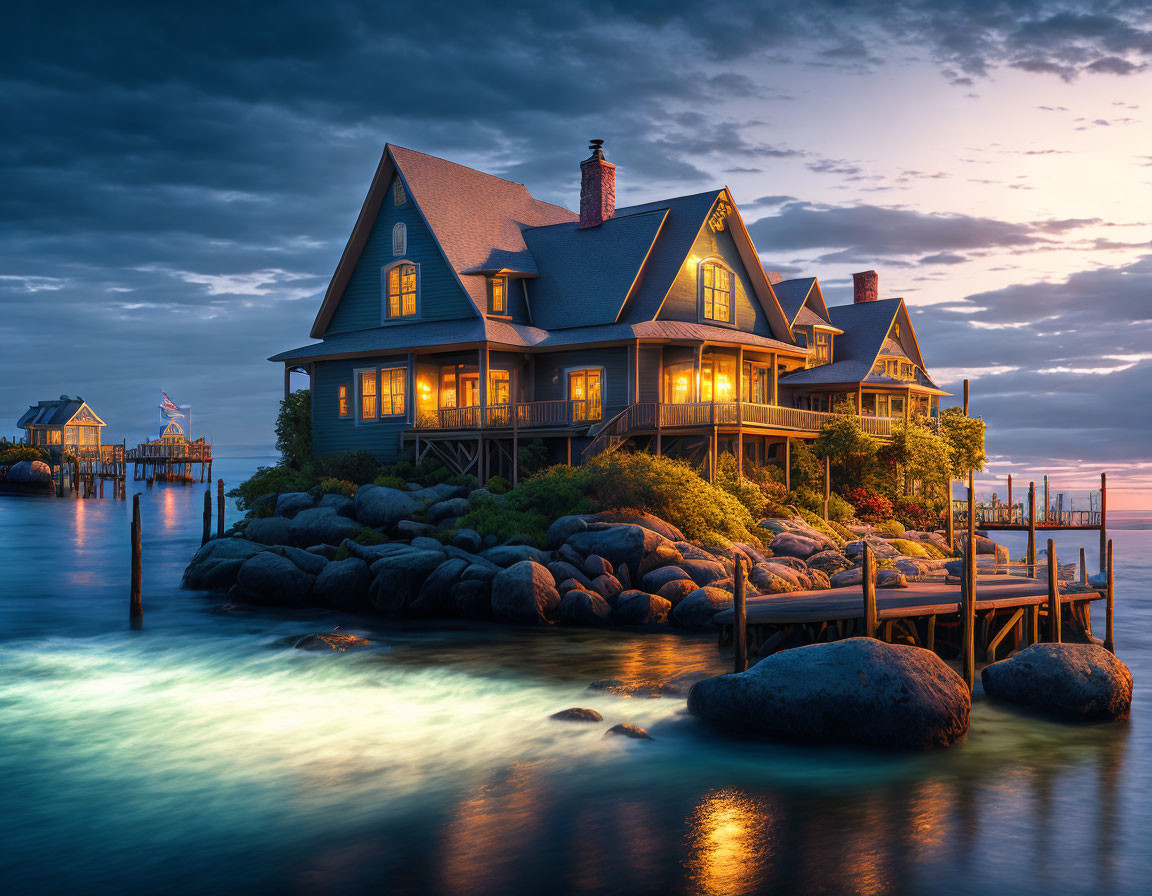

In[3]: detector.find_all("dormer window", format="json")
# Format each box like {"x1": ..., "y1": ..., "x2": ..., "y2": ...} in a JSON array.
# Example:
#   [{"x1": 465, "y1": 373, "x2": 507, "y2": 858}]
[
  {"x1": 700, "y1": 260, "x2": 733, "y2": 324},
  {"x1": 392, "y1": 222, "x2": 407, "y2": 256},
  {"x1": 814, "y1": 331, "x2": 831, "y2": 365},
  {"x1": 393, "y1": 180, "x2": 406, "y2": 205},
  {"x1": 489, "y1": 277, "x2": 506, "y2": 315},
  {"x1": 383, "y1": 262, "x2": 419, "y2": 319}
]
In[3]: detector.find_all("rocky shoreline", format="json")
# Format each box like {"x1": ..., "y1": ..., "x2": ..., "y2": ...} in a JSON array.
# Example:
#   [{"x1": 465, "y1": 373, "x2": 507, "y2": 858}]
[{"x1": 183, "y1": 480, "x2": 978, "y2": 632}]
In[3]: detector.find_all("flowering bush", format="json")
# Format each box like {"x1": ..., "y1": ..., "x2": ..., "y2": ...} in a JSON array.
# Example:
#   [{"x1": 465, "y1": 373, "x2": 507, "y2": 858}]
[
  {"x1": 319, "y1": 478, "x2": 357, "y2": 498},
  {"x1": 843, "y1": 486, "x2": 893, "y2": 523},
  {"x1": 891, "y1": 497, "x2": 942, "y2": 531}
]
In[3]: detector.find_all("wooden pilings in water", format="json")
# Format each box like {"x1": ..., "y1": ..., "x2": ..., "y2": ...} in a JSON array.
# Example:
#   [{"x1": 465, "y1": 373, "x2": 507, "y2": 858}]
[
  {"x1": 1046, "y1": 538, "x2": 1061, "y2": 643},
  {"x1": 216, "y1": 479, "x2": 225, "y2": 538},
  {"x1": 733, "y1": 558, "x2": 748, "y2": 673},
  {"x1": 862, "y1": 544, "x2": 877, "y2": 638},
  {"x1": 1099, "y1": 472, "x2": 1108, "y2": 573},
  {"x1": 961, "y1": 470, "x2": 977, "y2": 690},
  {"x1": 130, "y1": 493, "x2": 143, "y2": 626},
  {"x1": 1027, "y1": 481, "x2": 1037, "y2": 575},
  {"x1": 1105, "y1": 538, "x2": 1115, "y2": 653},
  {"x1": 202, "y1": 489, "x2": 212, "y2": 547}
]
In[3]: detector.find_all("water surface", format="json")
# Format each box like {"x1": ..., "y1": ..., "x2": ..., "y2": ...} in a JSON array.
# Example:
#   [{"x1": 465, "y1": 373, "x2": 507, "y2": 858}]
[{"x1": 1, "y1": 459, "x2": 1149, "y2": 894}]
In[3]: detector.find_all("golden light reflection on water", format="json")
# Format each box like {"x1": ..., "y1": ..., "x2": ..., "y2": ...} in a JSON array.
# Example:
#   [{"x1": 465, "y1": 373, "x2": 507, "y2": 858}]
[
  {"x1": 685, "y1": 787, "x2": 775, "y2": 896},
  {"x1": 161, "y1": 486, "x2": 177, "y2": 533}
]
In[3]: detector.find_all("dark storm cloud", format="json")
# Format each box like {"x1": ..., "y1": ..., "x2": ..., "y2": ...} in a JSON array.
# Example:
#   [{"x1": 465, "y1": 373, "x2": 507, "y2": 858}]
[{"x1": 2, "y1": 0, "x2": 1150, "y2": 450}]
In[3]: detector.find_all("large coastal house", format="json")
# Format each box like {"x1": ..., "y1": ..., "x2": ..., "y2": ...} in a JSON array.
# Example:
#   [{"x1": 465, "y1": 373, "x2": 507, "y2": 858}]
[
  {"x1": 18, "y1": 396, "x2": 105, "y2": 450},
  {"x1": 272, "y1": 142, "x2": 947, "y2": 482}
]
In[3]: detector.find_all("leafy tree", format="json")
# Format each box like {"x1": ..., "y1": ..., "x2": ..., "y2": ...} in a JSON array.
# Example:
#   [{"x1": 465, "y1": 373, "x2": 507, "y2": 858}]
[
  {"x1": 786, "y1": 440, "x2": 822, "y2": 491},
  {"x1": 276, "y1": 389, "x2": 313, "y2": 470},
  {"x1": 878, "y1": 419, "x2": 952, "y2": 502},
  {"x1": 939, "y1": 407, "x2": 987, "y2": 479},
  {"x1": 813, "y1": 400, "x2": 879, "y2": 491}
]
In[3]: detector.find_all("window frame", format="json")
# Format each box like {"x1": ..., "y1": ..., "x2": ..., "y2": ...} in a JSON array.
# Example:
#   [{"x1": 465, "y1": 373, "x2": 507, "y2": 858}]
[
  {"x1": 565, "y1": 366, "x2": 604, "y2": 422},
  {"x1": 353, "y1": 365, "x2": 408, "y2": 423},
  {"x1": 338, "y1": 384, "x2": 350, "y2": 418},
  {"x1": 381, "y1": 260, "x2": 421, "y2": 321},
  {"x1": 488, "y1": 276, "x2": 508, "y2": 316},
  {"x1": 392, "y1": 222, "x2": 407, "y2": 256},
  {"x1": 393, "y1": 179, "x2": 406, "y2": 205},
  {"x1": 697, "y1": 258, "x2": 737, "y2": 327}
]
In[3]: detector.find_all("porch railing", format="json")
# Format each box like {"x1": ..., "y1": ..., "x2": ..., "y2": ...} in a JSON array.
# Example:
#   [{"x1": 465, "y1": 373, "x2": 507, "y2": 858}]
[{"x1": 417, "y1": 400, "x2": 606, "y2": 431}]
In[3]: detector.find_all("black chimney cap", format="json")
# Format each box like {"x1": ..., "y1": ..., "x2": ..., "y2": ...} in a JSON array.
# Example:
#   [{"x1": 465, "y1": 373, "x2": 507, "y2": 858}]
[{"x1": 588, "y1": 138, "x2": 605, "y2": 157}]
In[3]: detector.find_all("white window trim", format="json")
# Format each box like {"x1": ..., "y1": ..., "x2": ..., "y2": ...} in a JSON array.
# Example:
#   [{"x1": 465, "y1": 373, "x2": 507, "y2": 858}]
[
  {"x1": 697, "y1": 257, "x2": 738, "y2": 328},
  {"x1": 392, "y1": 222, "x2": 407, "y2": 256},
  {"x1": 353, "y1": 364, "x2": 409, "y2": 423},
  {"x1": 380, "y1": 260, "x2": 421, "y2": 322}
]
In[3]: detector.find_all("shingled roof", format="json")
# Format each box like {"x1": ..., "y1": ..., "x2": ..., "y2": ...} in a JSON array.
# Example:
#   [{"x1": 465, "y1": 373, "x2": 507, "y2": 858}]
[
  {"x1": 18, "y1": 396, "x2": 104, "y2": 429},
  {"x1": 522, "y1": 208, "x2": 669, "y2": 329}
]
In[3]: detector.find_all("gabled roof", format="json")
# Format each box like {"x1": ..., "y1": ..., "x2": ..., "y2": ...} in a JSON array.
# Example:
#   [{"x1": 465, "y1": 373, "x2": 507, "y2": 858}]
[
  {"x1": 779, "y1": 298, "x2": 943, "y2": 392},
  {"x1": 773, "y1": 277, "x2": 816, "y2": 323},
  {"x1": 522, "y1": 209, "x2": 668, "y2": 329},
  {"x1": 310, "y1": 145, "x2": 576, "y2": 338},
  {"x1": 18, "y1": 397, "x2": 105, "y2": 429}
]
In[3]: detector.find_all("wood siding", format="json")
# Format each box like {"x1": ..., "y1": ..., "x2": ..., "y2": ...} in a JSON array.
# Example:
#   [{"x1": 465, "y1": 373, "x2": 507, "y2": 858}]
[
  {"x1": 637, "y1": 346, "x2": 661, "y2": 402},
  {"x1": 326, "y1": 175, "x2": 474, "y2": 335},
  {"x1": 532, "y1": 347, "x2": 630, "y2": 417},
  {"x1": 312, "y1": 356, "x2": 410, "y2": 462},
  {"x1": 657, "y1": 218, "x2": 772, "y2": 336}
]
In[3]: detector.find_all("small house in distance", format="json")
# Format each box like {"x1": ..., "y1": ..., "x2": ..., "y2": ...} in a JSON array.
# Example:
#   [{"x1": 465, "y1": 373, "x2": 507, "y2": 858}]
[
  {"x1": 271, "y1": 142, "x2": 947, "y2": 481},
  {"x1": 18, "y1": 395, "x2": 105, "y2": 450}
]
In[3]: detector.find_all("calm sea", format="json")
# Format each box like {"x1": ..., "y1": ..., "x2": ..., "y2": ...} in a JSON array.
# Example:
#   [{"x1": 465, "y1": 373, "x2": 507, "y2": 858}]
[{"x1": 0, "y1": 458, "x2": 1149, "y2": 895}]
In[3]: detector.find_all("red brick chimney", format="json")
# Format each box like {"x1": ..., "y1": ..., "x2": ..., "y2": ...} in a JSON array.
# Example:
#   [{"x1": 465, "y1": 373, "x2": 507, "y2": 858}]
[
  {"x1": 853, "y1": 270, "x2": 879, "y2": 303},
  {"x1": 579, "y1": 139, "x2": 615, "y2": 228}
]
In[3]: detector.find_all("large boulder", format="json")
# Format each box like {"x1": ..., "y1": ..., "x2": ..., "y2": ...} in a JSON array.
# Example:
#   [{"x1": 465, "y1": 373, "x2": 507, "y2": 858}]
[
  {"x1": 830, "y1": 567, "x2": 863, "y2": 589},
  {"x1": 591, "y1": 510, "x2": 685, "y2": 542},
  {"x1": 409, "y1": 558, "x2": 469, "y2": 616},
  {"x1": 796, "y1": 549, "x2": 847, "y2": 576},
  {"x1": 548, "y1": 561, "x2": 594, "y2": 590},
  {"x1": 451, "y1": 528, "x2": 483, "y2": 554},
  {"x1": 427, "y1": 497, "x2": 470, "y2": 524},
  {"x1": 312, "y1": 558, "x2": 372, "y2": 611},
  {"x1": 452, "y1": 578, "x2": 492, "y2": 618},
  {"x1": 588, "y1": 573, "x2": 623, "y2": 601},
  {"x1": 640, "y1": 566, "x2": 691, "y2": 593},
  {"x1": 5, "y1": 460, "x2": 52, "y2": 484},
  {"x1": 491, "y1": 560, "x2": 561, "y2": 624},
  {"x1": 557, "y1": 590, "x2": 613, "y2": 627},
  {"x1": 367, "y1": 548, "x2": 446, "y2": 613},
  {"x1": 395, "y1": 520, "x2": 438, "y2": 540},
  {"x1": 688, "y1": 639, "x2": 971, "y2": 750},
  {"x1": 317, "y1": 493, "x2": 356, "y2": 517},
  {"x1": 678, "y1": 558, "x2": 729, "y2": 587},
  {"x1": 672, "y1": 586, "x2": 733, "y2": 630},
  {"x1": 567, "y1": 524, "x2": 680, "y2": 582},
  {"x1": 243, "y1": 516, "x2": 294, "y2": 547},
  {"x1": 546, "y1": 514, "x2": 591, "y2": 548},
  {"x1": 354, "y1": 485, "x2": 423, "y2": 529},
  {"x1": 182, "y1": 538, "x2": 270, "y2": 590},
  {"x1": 845, "y1": 538, "x2": 900, "y2": 561},
  {"x1": 768, "y1": 531, "x2": 824, "y2": 560},
  {"x1": 981, "y1": 644, "x2": 1132, "y2": 721},
  {"x1": 289, "y1": 507, "x2": 363, "y2": 547},
  {"x1": 657, "y1": 578, "x2": 698, "y2": 607},
  {"x1": 274, "y1": 492, "x2": 314, "y2": 519},
  {"x1": 613, "y1": 591, "x2": 672, "y2": 625},
  {"x1": 482, "y1": 544, "x2": 551, "y2": 567},
  {"x1": 236, "y1": 551, "x2": 316, "y2": 606}
]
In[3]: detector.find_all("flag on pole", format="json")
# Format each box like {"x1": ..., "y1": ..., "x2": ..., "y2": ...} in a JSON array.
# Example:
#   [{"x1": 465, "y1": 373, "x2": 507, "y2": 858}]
[{"x1": 160, "y1": 390, "x2": 184, "y2": 419}]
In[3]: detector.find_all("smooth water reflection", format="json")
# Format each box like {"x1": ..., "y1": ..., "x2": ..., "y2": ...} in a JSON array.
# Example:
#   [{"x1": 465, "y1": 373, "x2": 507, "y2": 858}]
[{"x1": 0, "y1": 460, "x2": 1148, "y2": 894}]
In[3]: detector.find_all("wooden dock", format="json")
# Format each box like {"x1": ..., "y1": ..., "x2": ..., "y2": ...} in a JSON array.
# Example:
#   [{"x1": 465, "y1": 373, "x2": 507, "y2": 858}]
[{"x1": 127, "y1": 438, "x2": 213, "y2": 484}]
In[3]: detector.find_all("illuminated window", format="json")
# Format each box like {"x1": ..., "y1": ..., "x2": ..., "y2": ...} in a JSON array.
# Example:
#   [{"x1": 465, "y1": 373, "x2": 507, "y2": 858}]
[
  {"x1": 392, "y1": 223, "x2": 407, "y2": 256},
  {"x1": 379, "y1": 367, "x2": 407, "y2": 416},
  {"x1": 489, "y1": 277, "x2": 506, "y2": 314},
  {"x1": 489, "y1": 369, "x2": 510, "y2": 405},
  {"x1": 892, "y1": 321, "x2": 901, "y2": 338},
  {"x1": 815, "y1": 331, "x2": 831, "y2": 365},
  {"x1": 338, "y1": 384, "x2": 349, "y2": 418},
  {"x1": 384, "y1": 263, "x2": 419, "y2": 318},
  {"x1": 359, "y1": 370, "x2": 377, "y2": 420},
  {"x1": 664, "y1": 362, "x2": 694, "y2": 404},
  {"x1": 393, "y1": 180, "x2": 406, "y2": 205},
  {"x1": 700, "y1": 261, "x2": 733, "y2": 324},
  {"x1": 568, "y1": 369, "x2": 602, "y2": 421},
  {"x1": 49, "y1": 429, "x2": 62, "y2": 445}
]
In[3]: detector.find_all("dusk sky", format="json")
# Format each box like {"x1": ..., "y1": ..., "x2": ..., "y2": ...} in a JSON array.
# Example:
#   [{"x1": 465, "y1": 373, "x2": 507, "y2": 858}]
[{"x1": 3, "y1": 1, "x2": 1150, "y2": 506}]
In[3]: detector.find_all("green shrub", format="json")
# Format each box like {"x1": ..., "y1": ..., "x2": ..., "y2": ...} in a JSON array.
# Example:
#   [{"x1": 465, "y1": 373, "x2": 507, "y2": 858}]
[
  {"x1": 890, "y1": 538, "x2": 929, "y2": 558},
  {"x1": 485, "y1": 475, "x2": 511, "y2": 495},
  {"x1": 319, "y1": 478, "x2": 357, "y2": 498},
  {"x1": 785, "y1": 487, "x2": 823, "y2": 515},
  {"x1": 319, "y1": 450, "x2": 380, "y2": 484},
  {"x1": 715, "y1": 453, "x2": 769, "y2": 518},
  {"x1": 516, "y1": 439, "x2": 548, "y2": 479},
  {"x1": 877, "y1": 519, "x2": 906, "y2": 537},
  {"x1": 373, "y1": 473, "x2": 408, "y2": 490},
  {"x1": 334, "y1": 527, "x2": 387, "y2": 561},
  {"x1": 0, "y1": 443, "x2": 47, "y2": 465},
  {"x1": 276, "y1": 389, "x2": 313, "y2": 469},
  {"x1": 795, "y1": 507, "x2": 844, "y2": 546},
  {"x1": 228, "y1": 464, "x2": 314, "y2": 510},
  {"x1": 826, "y1": 492, "x2": 855, "y2": 523},
  {"x1": 828, "y1": 520, "x2": 857, "y2": 541}
]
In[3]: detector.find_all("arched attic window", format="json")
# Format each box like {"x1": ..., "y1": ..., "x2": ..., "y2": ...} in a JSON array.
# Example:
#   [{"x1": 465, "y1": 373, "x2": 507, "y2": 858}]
[
  {"x1": 699, "y1": 259, "x2": 734, "y2": 325},
  {"x1": 392, "y1": 222, "x2": 407, "y2": 256}
]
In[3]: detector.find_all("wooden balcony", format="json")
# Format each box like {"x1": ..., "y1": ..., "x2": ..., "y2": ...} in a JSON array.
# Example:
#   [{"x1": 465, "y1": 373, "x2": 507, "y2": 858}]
[{"x1": 416, "y1": 400, "x2": 603, "y2": 432}]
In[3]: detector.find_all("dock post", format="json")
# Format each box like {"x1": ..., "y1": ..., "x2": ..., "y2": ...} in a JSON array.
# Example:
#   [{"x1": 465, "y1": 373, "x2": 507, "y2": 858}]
[
  {"x1": 733, "y1": 557, "x2": 748, "y2": 673},
  {"x1": 202, "y1": 489, "x2": 212, "y2": 547},
  {"x1": 216, "y1": 478, "x2": 225, "y2": 538},
  {"x1": 822, "y1": 454, "x2": 830, "y2": 522},
  {"x1": 945, "y1": 479, "x2": 954, "y2": 551},
  {"x1": 1104, "y1": 539, "x2": 1115, "y2": 653},
  {"x1": 130, "y1": 493, "x2": 143, "y2": 626},
  {"x1": 1027, "y1": 481, "x2": 1037, "y2": 576},
  {"x1": 1007, "y1": 474, "x2": 1013, "y2": 525},
  {"x1": 1079, "y1": 548, "x2": 1087, "y2": 587},
  {"x1": 1043, "y1": 475, "x2": 1049, "y2": 524},
  {"x1": 862, "y1": 544, "x2": 877, "y2": 638},
  {"x1": 962, "y1": 378, "x2": 969, "y2": 415},
  {"x1": 1046, "y1": 538, "x2": 1061, "y2": 643},
  {"x1": 963, "y1": 470, "x2": 976, "y2": 691},
  {"x1": 1099, "y1": 472, "x2": 1107, "y2": 574}
]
